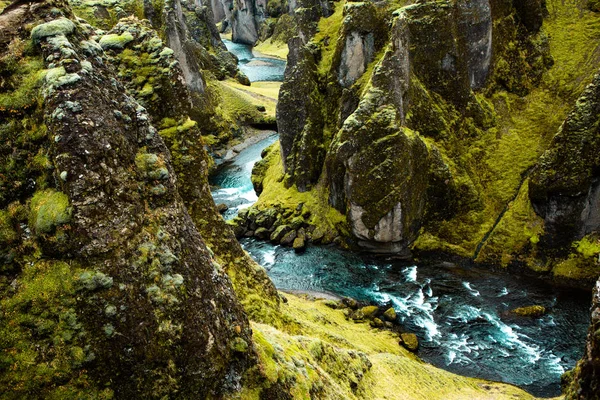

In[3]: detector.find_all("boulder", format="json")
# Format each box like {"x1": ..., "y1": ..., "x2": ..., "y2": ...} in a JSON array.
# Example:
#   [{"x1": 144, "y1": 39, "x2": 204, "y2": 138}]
[
  {"x1": 400, "y1": 333, "x2": 419, "y2": 352},
  {"x1": 383, "y1": 307, "x2": 397, "y2": 322},
  {"x1": 351, "y1": 305, "x2": 379, "y2": 321},
  {"x1": 370, "y1": 318, "x2": 385, "y2": 328},
  {"x1": 271, "y1": 225, "x2": 292, "y2": 242},
  {"x1": 280, "y1": 230, "x2": 297, "y2": 246},
  {"x1": 508, "y1": 305, "x2": 547, "y2": 318},
  {"x1": 293, "y1": 236, "x2": 306, "y2": 252},
  {"x1": 254, "y1": 227, "x2": 270, "y2": 239}
]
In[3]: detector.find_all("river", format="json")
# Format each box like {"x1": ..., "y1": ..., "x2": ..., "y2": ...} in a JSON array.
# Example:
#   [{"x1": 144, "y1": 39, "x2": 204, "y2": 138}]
[{"x1": 211, "y1": 39, "x2": 591, "y2": 397}]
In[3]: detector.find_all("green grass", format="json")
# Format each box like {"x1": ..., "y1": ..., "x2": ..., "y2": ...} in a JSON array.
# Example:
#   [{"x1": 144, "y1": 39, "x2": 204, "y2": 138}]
[
  {"x1": 235, "y1": 293, "x2": 541, "y2": 399},
  {"x1": 313, "y1": 0, "x2": 346, "y2": 76},
  {"x1": 254, "y1": 38, "x2": 289, "y2": 59},
  {"x1": 212, "y1": 80, "x2": 276, "y2": 125},
  {"x1": 414, "y1": 0, "x2": 600, "y2": 257},
  {"x1": 253, "y1": 145, "x2": 348, "y2": 234}
]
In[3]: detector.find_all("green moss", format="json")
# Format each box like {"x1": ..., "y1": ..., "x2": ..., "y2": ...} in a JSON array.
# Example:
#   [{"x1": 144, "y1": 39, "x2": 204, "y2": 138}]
[
  {"x1": 29, "y1": 189, "x2": 72, "y2": 234},
  {"x1": 0, "y1": 58, "x2": 46, "y2": 114},
  {"x1": 574, "y1": 235, "x2": 600, "y2": 258},
  {"x1": 0, "y1": 260, "x2": 107, "y2": 398},
  {"x1": 237, "y1": 294, "x2": 540, "y2": 399},
  {"x1": 313, "y1": 0, "x2": 346, "y2": 77},
  {"x1": 552, "y1": 254, "x2": 600, "y2": 283},
  {"x1": 510, "y1": 305, "x2": 546, "y2": 317},
  {"x1": 99, "y1": 32, "x2": 134, "y2": 50},
  {"x1": 30, "y1": 18, "x2": 76, "y2": 44},
  {"x1": 158, "y1": 118, "x2": 198, "y2": 140},
  {"x1": 0, "y1": 209, "x2": 17, "y2": 243},
  {"x1": 475, "y1": 180, "x2": 545, "y2": 266},
  {"x1": 211, "y1": 80, "x2": 276, "y2": 127},
  {"x1": 252, "y1": 144, "x2": 347, "y2": 236}
]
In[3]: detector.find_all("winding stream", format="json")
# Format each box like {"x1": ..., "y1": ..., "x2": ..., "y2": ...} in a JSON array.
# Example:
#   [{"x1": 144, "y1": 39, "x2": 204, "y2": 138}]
[{"x1": 212, "y1": 39, "x2": 592, "y2": 397}]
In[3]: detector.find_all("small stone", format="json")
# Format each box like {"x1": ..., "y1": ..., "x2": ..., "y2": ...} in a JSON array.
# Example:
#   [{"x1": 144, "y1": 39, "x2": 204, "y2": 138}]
[
  {"x1": 293, "y1": 236, "x2": 306, "y2": 252},
  {"x1": 105, "y1": 305, "x2": 117, "y2": 317},
  {"x1": 357, "y1": 305, "x2": 379, "y2": 320},
  {"x1": 280, "y1": 230, "x2": 297, "y2": 246},
  {"x1": 370, "y1": 318, "x2": 385, "y2": 328},
  {"x1": 60, "y1": 171, "x2": 68, "y2": 181},
  {"x1": 400, "y1": 333, "x2": 419, "y2": 352},
  {"x1": 254, "y1": 227, "x2": 270, "y2": 239},
  {"x1": 230, "y1": 337, "x2": 249, "y2": 353},
  {"x1": 383, "y1": 307, "x2": 397, "y2": 322},
  {"x1": 341, "y1": 297, "x2": 359, "y2": 309},
  {"x1": 270, "y1": 225, "x2": 291, "y2": 242},
  {"x1": 216, "y1": 203, "x2": 229, "y2": 213},
  {"x1": 508, "y1": 305, "x2": 547, "y2": 318},
  {"x1": 236, "y1": 72, "x2": 251, "y2": 86}
]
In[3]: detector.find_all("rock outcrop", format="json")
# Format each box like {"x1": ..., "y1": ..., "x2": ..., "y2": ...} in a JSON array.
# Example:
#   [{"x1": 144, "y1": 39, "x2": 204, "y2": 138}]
[
  {"x1": 530, "y1": 74, "x2": 600, "y2": 248},
  {"x1": 0, "y1": 2, "x2": 257, "y2": 397},
  {"x1": 266, "y1": 0, "x2": 553, "y2": 254},
  {"x1": 564, "y1": 277, "x2": 600, "y2": 399}
]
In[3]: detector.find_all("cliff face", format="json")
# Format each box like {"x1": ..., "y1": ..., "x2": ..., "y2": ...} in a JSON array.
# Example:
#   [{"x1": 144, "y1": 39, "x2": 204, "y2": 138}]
[
  {"x1": 565, "y1": 278, "x2": 600, "y2": 399},
  {"x1": 244, "y1": 0, "x2": 600, "y2": 287},
  {"x1": 0, "y1": 2, "x2": 263, "y2": 397}
]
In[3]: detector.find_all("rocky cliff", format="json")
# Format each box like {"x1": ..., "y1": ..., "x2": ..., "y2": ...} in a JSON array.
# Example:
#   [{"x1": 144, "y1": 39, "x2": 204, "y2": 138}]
[
  {"x1": 2, "y1": 0, "x2": 600, "y2": 398},
  {"x1": 0, "y1": 1, "x2": 257, "y2": 397},
  {"x1": 565, "y1": 278, "x2": 600, "y2": 399},
  {"x1": 243, "y1": 0, "x2": 600, "y2": 288}
]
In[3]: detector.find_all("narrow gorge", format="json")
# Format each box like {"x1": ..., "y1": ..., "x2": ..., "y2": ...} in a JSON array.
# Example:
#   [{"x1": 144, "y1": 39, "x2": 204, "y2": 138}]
[{"x1": 1, "y1": 0, "x2": 600, "y2": 399}]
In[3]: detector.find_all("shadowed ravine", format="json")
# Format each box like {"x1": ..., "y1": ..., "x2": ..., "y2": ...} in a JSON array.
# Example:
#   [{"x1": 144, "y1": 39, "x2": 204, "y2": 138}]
[{"x1": 209, "y1": 41, "x2": 592, "y2": 397}]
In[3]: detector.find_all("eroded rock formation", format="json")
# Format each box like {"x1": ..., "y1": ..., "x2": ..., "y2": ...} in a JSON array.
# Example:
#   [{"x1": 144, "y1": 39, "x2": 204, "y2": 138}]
[{"x1": 0, "y1": 2, "x2": 258, "y2": 397}]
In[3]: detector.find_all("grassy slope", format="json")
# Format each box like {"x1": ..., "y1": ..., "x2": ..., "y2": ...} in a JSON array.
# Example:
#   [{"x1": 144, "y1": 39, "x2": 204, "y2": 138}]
[
  {"x1": 219, "y1": 79, "x2": 281, "y2": 120},
  {"x1": 254, "y1": 38, "x2": 289, "y2": 59},
  {"x1": 239, "y1": 294, "x2": 541, "y2": 399},
  {"x1": 415, "y1": 0, "x2": 600, "y2": 258}
]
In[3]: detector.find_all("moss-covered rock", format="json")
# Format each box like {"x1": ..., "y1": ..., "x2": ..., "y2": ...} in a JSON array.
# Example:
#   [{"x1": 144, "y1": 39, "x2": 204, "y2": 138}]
[
  {"x1": 508, "y1": 305, "x2": 547, "y2": 318},
  {"x1": 565, "y1": 276, "x2": 600, "y2": 399},
  {"x1": 0, "y1": 3, "x2": 257, "y2": 397},
  {"x1": 29, "y1": 189, "x2": 71, "y2": 234},
  {"x1": 400, "y1": 333, "x2": 419, "y2": 352}
]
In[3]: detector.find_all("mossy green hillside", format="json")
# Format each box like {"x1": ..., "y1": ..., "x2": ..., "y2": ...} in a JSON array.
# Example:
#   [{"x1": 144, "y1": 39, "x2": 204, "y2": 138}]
[
  {"x1": 250, "y1": 144, "x2": 348, "y2": 239},
  {"x1": 236, "y1": 293, "x2": 540, "y2": 399},
  {"x1": 0, "y1": 260, "x2": 112, "y2": 399},
  {"x1": 475, "y1": 180, "x2": 545, "y2": 268},
  {"x1": 412, "y1": 0, "x2": 600, "y2": 260}
]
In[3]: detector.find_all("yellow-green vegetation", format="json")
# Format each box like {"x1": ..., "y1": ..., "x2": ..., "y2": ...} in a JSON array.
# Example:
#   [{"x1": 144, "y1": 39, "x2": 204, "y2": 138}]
[
  {"x1": 0, "y1": 260, "x2": 112, "y2": 399},
  {"x1": 158, "y1": 117, "x2": 198, "y2": 140},
  {"x1": 69, "y1": 0, "x2": 145, "y2": 29},
  {"x1": 544, "y1": 0, "x2": 600, "y2": 102},
  {"x1": 0, "y1": 0, "x2": 9, "y2": 13},
  {"x1": 0, "y1": 57, "x2": 46, "y2": 115},
  {"x1": 574, "y1": 235, "x2": 600, "y2": 258},
  {"x1": 254, "y1": 37, "x2": 289, "y2": 60},
  {"x1": 551, "y1": 234, "x2": 600, "y2": 283},
  {"x1": 99, "y1": 31, "x2": 135, "y2": 50},
  {"x1": 253, "y1": 145, "x2": 348, "y2": 236},
  {"x1": 0, "y1": 209, "x2": 17, "y2": 244},
  {"x1": 29, "y1": 189, "x2": 72, "y2": 234},
  {"x1": 30, "y1": 18, "x2": 76, "y2": 44},
  {"x1": 212, "y1": 80, "x2": 276, "y2": 125},
  {"x1": 414, "y1": 0, "x2": 600, "y2": 258},
  {"x1": 509, "y1": 305, "x2": 547, "y2": 318},
  {"x1": 313, "y1": 0, "x2": 346, "y2": 76},
  {"x1": 237, "y1": 294, "x2": 540, "y2": 399},
  {"x1": 219, "y1": 79, "x2": 280, "y2": 120},
  {"x1": 475, "y1": 180, "x2": 545, "y2": 267}
]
